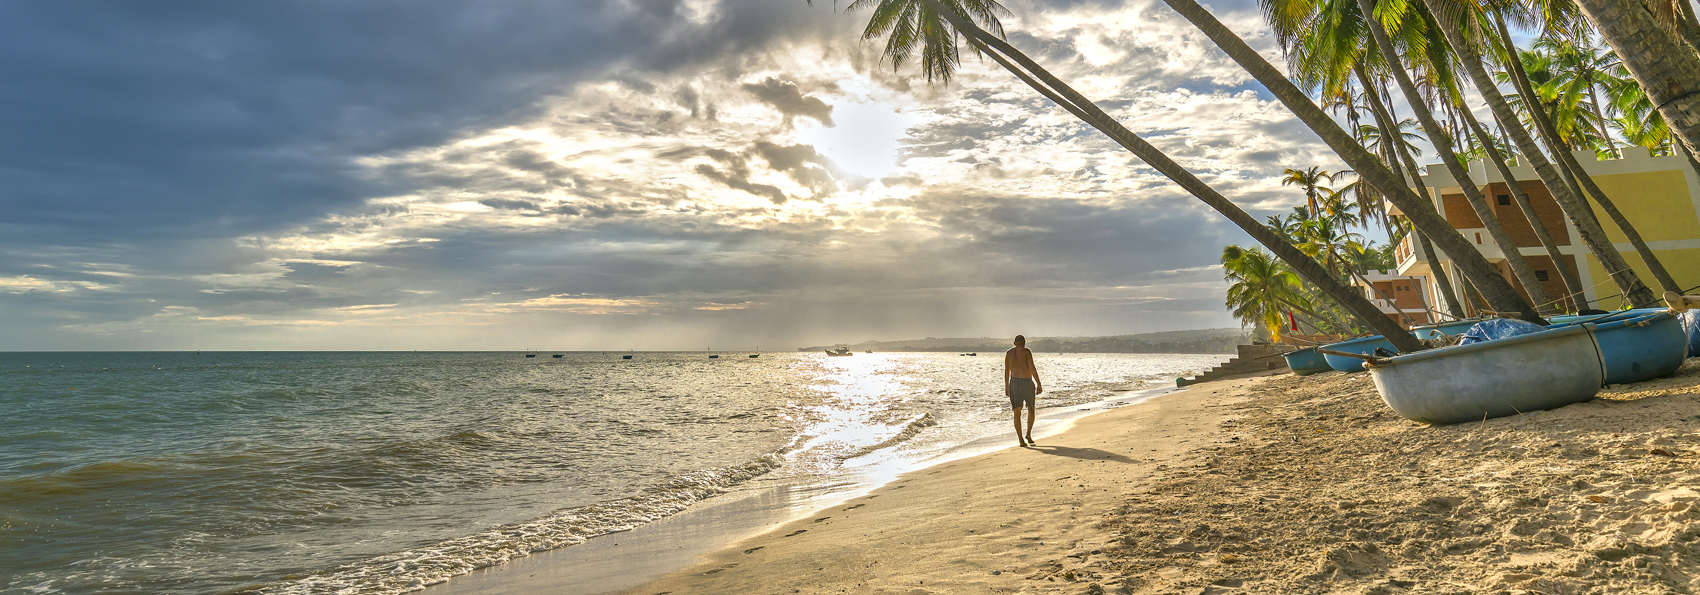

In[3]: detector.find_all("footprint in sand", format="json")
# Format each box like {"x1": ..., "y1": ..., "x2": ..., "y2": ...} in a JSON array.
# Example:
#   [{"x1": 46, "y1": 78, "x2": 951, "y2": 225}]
[
  {"x1": 814, "y1": 517, "x2": 831, "y2": 522},
  {"x1": 845, "y1": 503, "x2": 866, "y2": 510},
  {"x1": 702, "y1": 563, "x2": 739, "y2": 575},
  {"x1": 784, "y1": 529, "x2": 808, "y2": 537},
  {"x1": 743, "y1": 546, "x2": 764, "y2": 554}
]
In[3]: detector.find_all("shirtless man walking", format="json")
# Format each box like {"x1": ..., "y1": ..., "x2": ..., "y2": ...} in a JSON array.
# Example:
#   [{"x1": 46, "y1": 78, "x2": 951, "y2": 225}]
[{"x1": 1004, "y1": 335, "x2": 1043, "y2": 447}]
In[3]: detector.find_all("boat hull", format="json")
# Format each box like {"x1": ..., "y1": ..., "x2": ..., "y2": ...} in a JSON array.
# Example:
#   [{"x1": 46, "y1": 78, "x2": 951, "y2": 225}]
[
  {"x1": 1283, "y1": 347, "x2": 1332, "y2": 376},
  {"x1": 1368, "y1": 325, "x2": 1602, "y2": 424},
  {"x1": 1321, "y1": 335, "x2": 1397, "y2": 373},
  {"x1": 1410, "y1": 319, "x2": 1480, "y2": 340},
  {"x1": 1587, "y1": 310, "x2": 1686, "y2": 384}
]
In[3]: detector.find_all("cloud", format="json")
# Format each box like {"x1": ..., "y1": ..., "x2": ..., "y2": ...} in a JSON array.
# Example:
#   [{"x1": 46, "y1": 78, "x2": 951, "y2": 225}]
[
  {"x1": 742, "y1": 77, "x2": 836, "y2": 127},
  {"x1": 0, "y1": 0, "x2": 1359, "y2": 350}
]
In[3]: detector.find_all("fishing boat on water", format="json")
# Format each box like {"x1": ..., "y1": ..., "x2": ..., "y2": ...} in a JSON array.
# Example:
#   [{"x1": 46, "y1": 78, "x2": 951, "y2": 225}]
[
  {"x1": 826, "y1": 346, "x2": 853, "y2": 356},
  {"x1": 622, "y1": 355, "x2": 634, "y2": 360}
]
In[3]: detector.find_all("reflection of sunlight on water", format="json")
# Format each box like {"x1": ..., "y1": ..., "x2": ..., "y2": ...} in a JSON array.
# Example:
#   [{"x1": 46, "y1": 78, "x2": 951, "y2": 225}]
[{"x1": 788, "y1": 354, "x2": 918, "y2": 473}]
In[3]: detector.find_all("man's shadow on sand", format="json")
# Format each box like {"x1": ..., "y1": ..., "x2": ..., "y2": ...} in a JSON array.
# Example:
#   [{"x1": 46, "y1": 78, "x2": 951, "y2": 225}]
[{"x1": 1024, "y1": 444, "x2": 1137, "y2": 463}]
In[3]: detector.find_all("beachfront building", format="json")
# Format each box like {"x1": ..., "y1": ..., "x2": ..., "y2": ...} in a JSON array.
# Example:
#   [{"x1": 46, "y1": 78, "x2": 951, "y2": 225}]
[
  {"x1": 1392, "y1": 148, "x2": 1700, "y2": 315},
  {"x1": 1351, "y1": 271, "x2": 1435, "y2": 328}
]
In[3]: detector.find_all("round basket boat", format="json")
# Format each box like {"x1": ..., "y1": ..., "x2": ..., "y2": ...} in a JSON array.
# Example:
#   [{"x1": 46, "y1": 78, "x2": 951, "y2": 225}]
[
  {"x1": 1582, "y1": 309, "x2": 1687, "y2": 385},
  {"x1": 1368, "y1": 324, "x2": 1603, "y2": 425},
  {"x1": 1320, "y1": 335, "x2": 1398, "y2": 373},
  {"x1": 1283, "y1": 347, "x2": 1332, "y2": 376}
]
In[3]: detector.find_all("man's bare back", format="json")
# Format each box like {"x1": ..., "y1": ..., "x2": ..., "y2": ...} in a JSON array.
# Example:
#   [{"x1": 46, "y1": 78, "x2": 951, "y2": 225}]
[
  {"x1": 1004, "y1": 335, "x2": 1042, "y2": 447},
  {"x1": 1005, "y1": 346, "x2": 1037, "y2": 379}
]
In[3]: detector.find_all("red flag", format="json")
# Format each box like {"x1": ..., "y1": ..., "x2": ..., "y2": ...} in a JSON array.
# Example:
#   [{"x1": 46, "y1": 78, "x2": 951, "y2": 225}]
[{"x1": 1289, "y1": 311, "x2": 1299, "y2": 332}]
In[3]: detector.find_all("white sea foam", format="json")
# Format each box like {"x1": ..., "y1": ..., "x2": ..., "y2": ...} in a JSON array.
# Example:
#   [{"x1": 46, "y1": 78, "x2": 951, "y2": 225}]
[{"x1": 262, "y1": 454, "x2": 784, "y2": 594}]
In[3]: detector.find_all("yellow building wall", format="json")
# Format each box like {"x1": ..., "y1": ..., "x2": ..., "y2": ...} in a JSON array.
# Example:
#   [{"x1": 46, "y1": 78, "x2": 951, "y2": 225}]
[
  {"x1": 1584, "y1": 247, "x2": 1700, "y2": 309},
  {"x1": 1587, "y1": 170, "x2": 1700, "y2": 243}
]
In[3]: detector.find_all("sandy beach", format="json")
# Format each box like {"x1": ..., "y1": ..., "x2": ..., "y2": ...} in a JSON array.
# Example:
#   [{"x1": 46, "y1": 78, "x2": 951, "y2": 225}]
[
  {"x1": 607, "y1": 361, "x2": 1700, "y2": 594},
  {"x1": 421, "y1": 360, "x2": 1700, "y2": 594}
]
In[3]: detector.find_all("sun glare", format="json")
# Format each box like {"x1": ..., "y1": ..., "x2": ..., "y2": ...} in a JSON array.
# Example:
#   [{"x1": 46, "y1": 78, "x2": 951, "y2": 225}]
[{"x1": 795, "y1": 100, "x2": 923, "y2": 179}]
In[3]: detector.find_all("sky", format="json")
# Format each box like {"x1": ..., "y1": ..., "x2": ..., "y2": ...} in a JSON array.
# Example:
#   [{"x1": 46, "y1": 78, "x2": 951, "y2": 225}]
[{"x1": 0, "y1": 0, "x2": 1376, "y2": 351}]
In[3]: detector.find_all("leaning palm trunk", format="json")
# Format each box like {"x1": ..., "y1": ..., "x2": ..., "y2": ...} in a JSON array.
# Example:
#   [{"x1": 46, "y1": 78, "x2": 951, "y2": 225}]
[
  {"x1": 1575, "y1": 0, "x2": 1700, "y2": 159},
  {"x1": 914, "y1": 2, "x2": 1428, "y2": 352},
  {"x1": 1427, "y1": 4, "x2": 1659, "y2": 308},
  {"x1": 1585, "y1": 82, "x2": 1620, "y2": 160},
  {"x1": 1356, "y1": 0, "x2": 1556, "y2": 313},
  {"x1": 1492, "y1": 17, "x2": 1680, "y2": 295},
  {"x1": 1355, "y1": 64, "x2": 1467, "y2": 317},
  {"x1": 1458, "y1": 103, "x2": 1590, "y2": 309},
  {"x1": 1156, "y1": 0, "x2": 1543, "y2": 324}
]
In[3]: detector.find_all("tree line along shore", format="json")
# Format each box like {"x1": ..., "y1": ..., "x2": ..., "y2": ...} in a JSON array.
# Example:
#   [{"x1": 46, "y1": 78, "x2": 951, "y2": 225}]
[{"x1": 798, "y1": 329, "x2": 1252, "y2": 354}]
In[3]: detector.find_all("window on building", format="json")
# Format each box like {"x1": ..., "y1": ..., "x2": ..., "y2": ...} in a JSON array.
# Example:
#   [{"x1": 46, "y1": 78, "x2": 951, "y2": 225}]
[
  {"x1": 1497, "y1": 194, "x2": 1511, "y2": 206},
  {"x1": 1535, "y1": 270, "x2": 1549, "y2": 282}
]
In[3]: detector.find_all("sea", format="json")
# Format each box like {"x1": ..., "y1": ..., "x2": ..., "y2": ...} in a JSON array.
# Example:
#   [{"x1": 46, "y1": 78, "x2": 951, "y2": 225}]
[{"x1": 0, "y1": 350, "x2": 1228, "y2": 594}]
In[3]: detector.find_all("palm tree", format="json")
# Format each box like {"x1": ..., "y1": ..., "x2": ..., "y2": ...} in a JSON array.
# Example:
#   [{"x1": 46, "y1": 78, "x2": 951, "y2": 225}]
[
  {"x1": 1361, "y1": 70, "x2": 1471, "y2": 317},
  {"x1": 1295, "y1": 216, "x2": 1366, "y2": 276},
  {"x1": 1574, "y1": 0, "x2": 1700, "y2": 160},
  {"x1": 1319, "y1": 187, "x2": 1362, "y2": 228},
  {"x1": 1356, "y1": 119, "x2": 1424, "y2": 162},
  {"x1": 1453, "y1": 89, "x2": 1591, "y2": 309},
  {"x1": 1281, "y1": 166, "x2": 1335, "y2": 217},
  {"x1": 840, "y1": 0, "x2": 1433, "y2": 351},
  {"x1": 1416, "y1": 3, "x2": 1661, "y2": 306},
  {"x1": 1349, "y1": 0, "x2": 1557, "y2": 312},
  {"x1": 1152, "y1": 0, "x2": 1546, "y2": 322},
  {"x1": 1534, "y1": 37, "x2": 1621, "y2": 158},
  {"x1": 1221, "y1": 245, "x2": 1312, "y2": 342},
  {"x1": 1483, "y1": 14, "x2": 1679, "y2": 298}
]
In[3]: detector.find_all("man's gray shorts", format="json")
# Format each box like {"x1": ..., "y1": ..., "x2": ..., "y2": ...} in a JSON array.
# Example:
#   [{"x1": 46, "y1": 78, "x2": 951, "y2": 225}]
[{"x1": 1008, "y1": 377, "x2": 1036, "y2": 410}]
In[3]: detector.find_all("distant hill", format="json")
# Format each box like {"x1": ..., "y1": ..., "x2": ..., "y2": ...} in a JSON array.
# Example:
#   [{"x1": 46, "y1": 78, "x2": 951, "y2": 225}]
[{"x1": 798, "y1": 328, "x2": 1251, "y2": 354}]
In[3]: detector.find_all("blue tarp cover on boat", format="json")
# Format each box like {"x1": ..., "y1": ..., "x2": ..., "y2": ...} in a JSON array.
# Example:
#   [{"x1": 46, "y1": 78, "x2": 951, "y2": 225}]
[{"x1": 1458, "y1": 318, "x2": 1548, "y2": 345}]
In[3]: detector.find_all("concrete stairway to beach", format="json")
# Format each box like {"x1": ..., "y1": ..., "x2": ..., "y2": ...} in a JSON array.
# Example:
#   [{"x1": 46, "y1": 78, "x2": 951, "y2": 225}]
[{"x1": 1177, "y1": 343, "x2": 1290, "y2": 386}]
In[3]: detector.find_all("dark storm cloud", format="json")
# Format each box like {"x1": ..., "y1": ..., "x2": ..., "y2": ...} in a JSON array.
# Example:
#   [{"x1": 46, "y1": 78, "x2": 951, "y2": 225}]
[{"x1": 0, "y1": 0, "x2": 829, "y2": 247}]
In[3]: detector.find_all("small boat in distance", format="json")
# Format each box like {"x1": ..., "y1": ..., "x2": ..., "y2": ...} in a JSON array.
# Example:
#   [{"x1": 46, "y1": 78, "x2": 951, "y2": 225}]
[
  {"x1": 709, "y1": 354, "x2": 720, "y2": 359},
  {"x1": 525, "y1": 352, "x2": 537, "y2": 358},
  {"x1": 826, "y1": 346, "x2": 853, "y2": 356},
  {"x1": 622, "y1": 355, "x2": 633, "y2": 360},
  {"x1": 552, "y1": 354, "x2": 564, "y2": 358},
  {"x1": 749, "y1": 354, "x2": 759, "y2": 358},
  {"x1": 960, "y1": 352, "x2": 977, "y2": 356}
]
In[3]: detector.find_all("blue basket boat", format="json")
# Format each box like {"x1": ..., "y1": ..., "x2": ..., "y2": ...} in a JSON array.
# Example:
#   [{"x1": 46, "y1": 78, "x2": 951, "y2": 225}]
[
  {"x1": 1320, "y1": 335, "x2": 1399, "y2": 373},
  {"x1": 1369, "y1": 324, "x2": 1603, "y2": 424},
  {"x1": 1576, "y1": 309, "x2": 1686, "y2": 385},
  {"x1": 1283, "y1": 347, "x2": 1333, "y2": 376}
]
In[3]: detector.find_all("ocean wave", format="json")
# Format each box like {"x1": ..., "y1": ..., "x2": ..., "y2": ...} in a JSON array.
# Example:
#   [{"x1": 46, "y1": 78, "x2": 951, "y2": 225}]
[
  {"x1": 252, "y1": 453, "x2": 785, "y2": 594},
  {"x1": 837, "y1": 411, "x2": 936, "y2": 461}
]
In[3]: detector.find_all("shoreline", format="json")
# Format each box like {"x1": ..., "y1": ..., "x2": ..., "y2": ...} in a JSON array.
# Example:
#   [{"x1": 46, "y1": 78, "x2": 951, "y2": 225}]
[
  {"x1": 425, "y1": 371, "x2": 1276, "y2": 594},
  {"x1": 421, "y1": 379, "x2": 1239, "y2": 595},
  {"x1": 427, "y1": 361, "x2": 1700, "y2": 594}
]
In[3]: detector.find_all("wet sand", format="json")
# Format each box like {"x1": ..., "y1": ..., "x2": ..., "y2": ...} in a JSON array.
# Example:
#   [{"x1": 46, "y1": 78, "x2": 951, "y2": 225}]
[{"x1": 619, "y1": 373, "x2": 1269, "y2": 594}]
